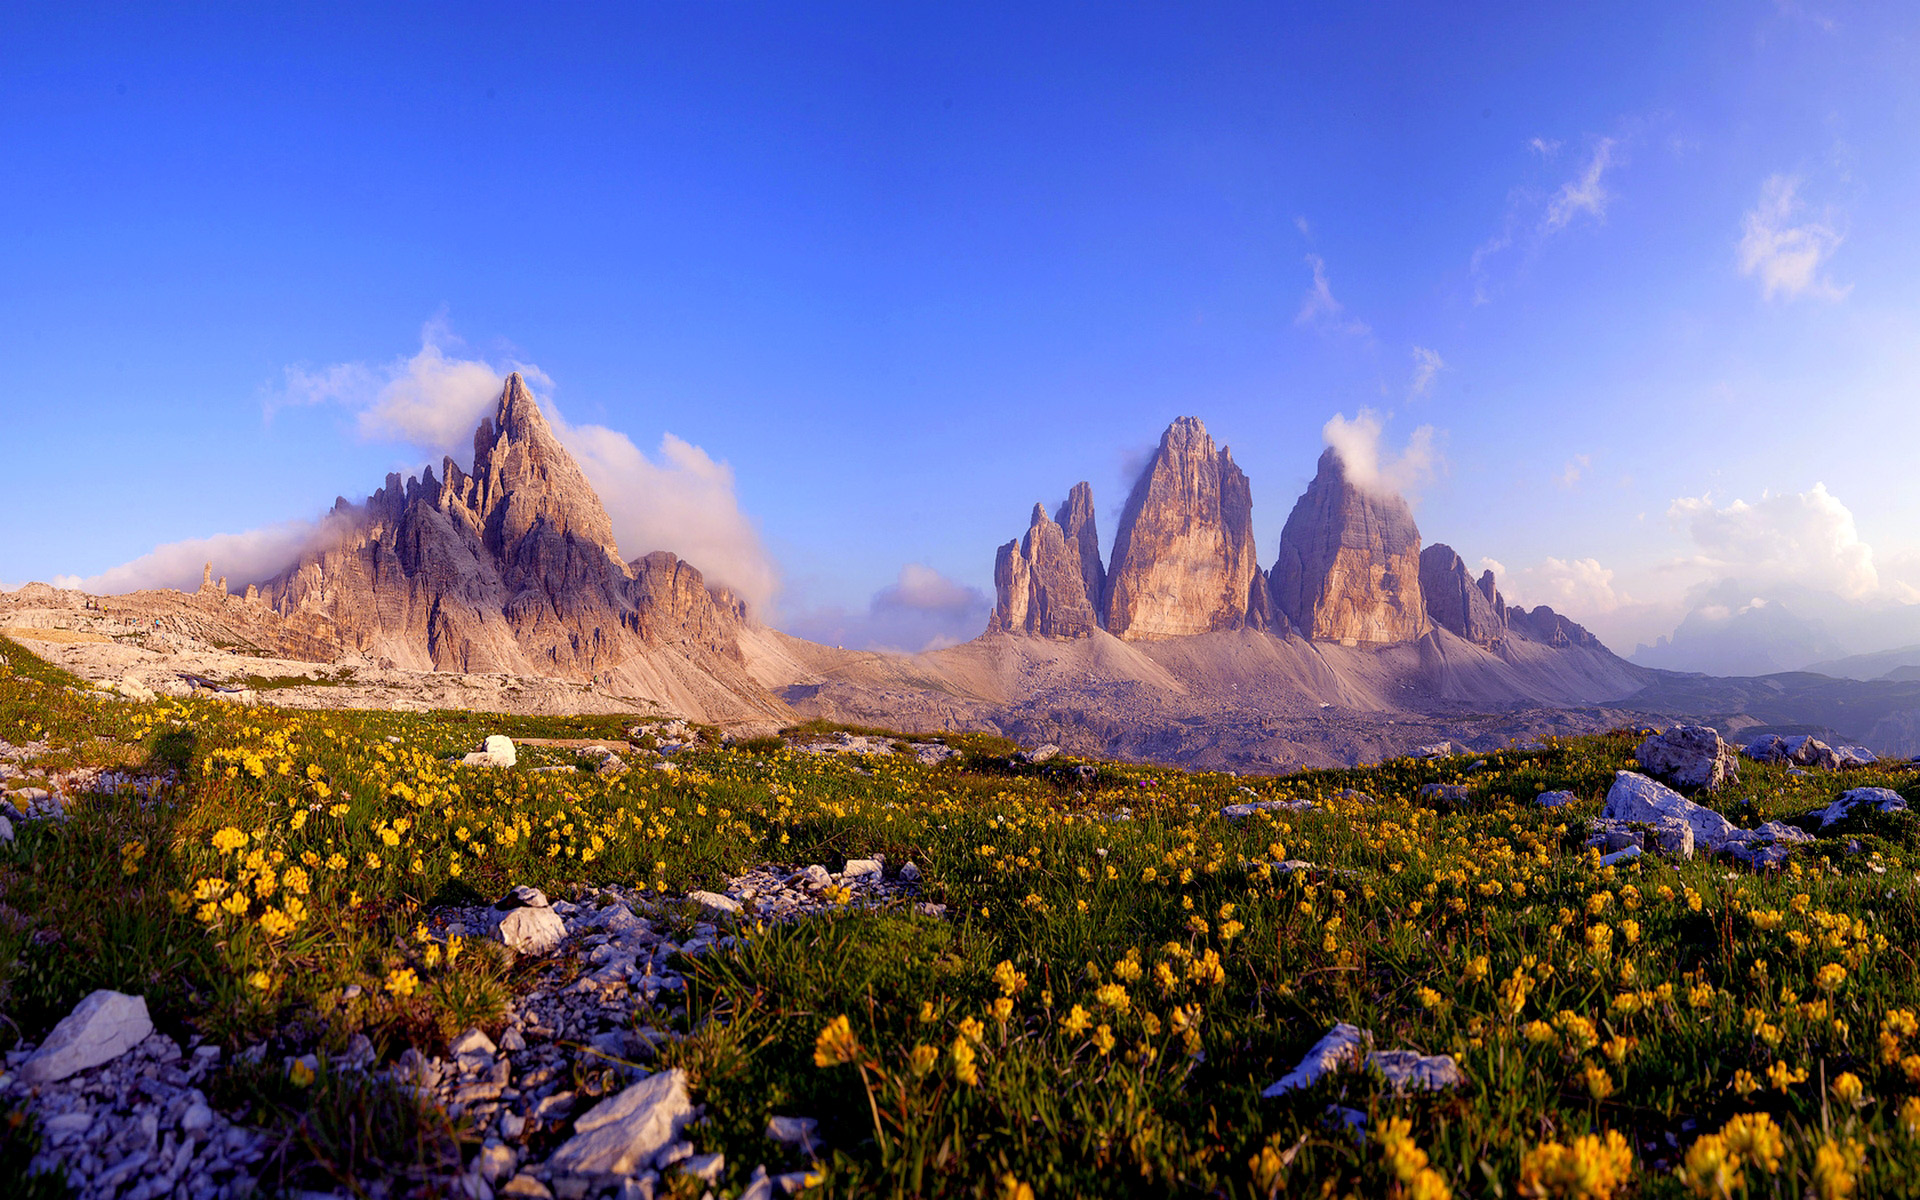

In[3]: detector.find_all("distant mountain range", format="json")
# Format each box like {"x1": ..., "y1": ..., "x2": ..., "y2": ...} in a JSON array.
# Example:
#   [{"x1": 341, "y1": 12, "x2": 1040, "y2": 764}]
[{"x1": 11, "y1": 375, "x2": 1920, "y2": 767}]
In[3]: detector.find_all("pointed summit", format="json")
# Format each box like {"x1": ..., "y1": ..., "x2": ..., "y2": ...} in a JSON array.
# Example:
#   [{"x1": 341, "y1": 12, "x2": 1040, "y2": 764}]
[
  {"x1": 1271, "y1": 448, "x2": 1429, "y2": 643},
  {"x1": 990, "y1": 500, "x2": 1101, "y2": 638},
  {"x1": 460, "y1": 374, "x2": 621, "y2": 563},
  {"x1": 1103, "y1": 417, "x2": 1273, "y2": 640}
]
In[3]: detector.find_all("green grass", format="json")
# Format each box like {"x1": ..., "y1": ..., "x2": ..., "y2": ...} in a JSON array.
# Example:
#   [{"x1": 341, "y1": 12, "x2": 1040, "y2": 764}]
[{"x1": 4, "y1": 631, "x2": 1920, "y2": 1196}]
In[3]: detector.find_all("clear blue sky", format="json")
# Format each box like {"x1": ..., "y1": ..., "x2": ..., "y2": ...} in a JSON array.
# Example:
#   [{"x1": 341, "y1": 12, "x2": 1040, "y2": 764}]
[{"x1": 5, "y1": 3, "x2": 1918, "y2": 656}]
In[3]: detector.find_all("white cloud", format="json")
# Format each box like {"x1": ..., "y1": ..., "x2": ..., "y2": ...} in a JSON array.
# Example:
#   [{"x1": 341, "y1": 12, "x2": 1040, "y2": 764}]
[
  {"x1": 51, "y1": 516, "x2": 352, "y2": 595},
  {"x1": 1543, "y1": 138, "x2": 1617, "y2": 231},
  {"x1": 1499, "y1": 555, "x2": 1630, "y2": 614},
  {"x1": 781, "y1": 565, "x2": 991, "y2": 654},
  {"x1": 1407, "y1": 346, "x2": 1445, "y2": 400},
  {"x1": 1294, "y1": 254, "x2": 1371, "y2": 337},
  {"x1": 1737, "y1": 174, "x2": 1848, "y2": 302},
  {"x1": 1558, "y1": 454, "x2": 1592, "y2": 489},
  {"x1": 278, "y1": 318, "x2": 552, "y2": 459},
  {"x1": 545, "y1": 412, "x2": 779, "y2": 615},
  {"x1": 1322, "y1": 409, "x2": 1440, "y2": 496},
  {"x1": 1528, "y1": 136, "x2": 1562, "y2": 158},
  {"x1": 1668, "y1": 483, "x2": 1877, "y2": 598}
]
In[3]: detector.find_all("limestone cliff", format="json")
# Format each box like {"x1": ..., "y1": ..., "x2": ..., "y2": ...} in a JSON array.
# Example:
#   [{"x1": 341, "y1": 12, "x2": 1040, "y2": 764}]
[
  {"x1": 1055, "y1": 482, "x2": 1105, "y2": 611},
  {"x1": 1270, "y1": 449, "x2": 1428, "y2": 644},
  {"x1": 1419, "y1": 544, "x2": 1506, "y2": 647},
  {"x1": 990, "y1": 504, "x2": 1101, "y2": 638},
  {"x1": 1104, "y1": 418, "x2": 1275, "y2": 640}
]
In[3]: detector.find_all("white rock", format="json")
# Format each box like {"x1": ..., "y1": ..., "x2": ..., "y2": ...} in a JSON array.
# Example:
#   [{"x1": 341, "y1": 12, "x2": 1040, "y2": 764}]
[
  {"x1": 1262, "y1": 1023, "x2": 1466, "y2": 1097},
  {"x1": 494, "y1": 906, "x2": 567, "y2": 955},
  {"x1": 1026, "y1": 744, "x2": 1061, "y2": 763},
  {"x1": 899, "y1": 862, "x2": 922, "y2": 882},
  {"x1": 20, "y1": 990, "x2": 153, "y2": 1084},
  {"x1": 1602, "y1": 772, "x2": 1740, "y2": 851},
  {"x1": 689, "y1": 891, "x2": 742, "y2": 916},
  {"x1": 1649, "y1": 817, "x2": 1694, "y2": 859},
  {"x1": 678, "y1": 1152, "x2": 725, "y2": 1184},
  {"x1": 1811, "y1": 787, "x2": 1909, "y2": 829},
  {"x1": 549, "y1": 1070, "x2": 693, "y2": 1176},
  {"x1": 0, "y1": 813, "x2": 11, "y2": 843},
  {"x1": 765, "y1": 1115, "x2": 820, "y2": 1153},
  {"x1": 841, "y1": 859, "x2": 882, "y2": 879},
  {"x1": 179, "y1": 1102, "x2": 213, "y2": 1135},
  {"x1": 789, "y1": 865, "x2": 832, "y2": 889},
  {"x1": 477, "y1": 1140, "x2": 517, "y2": 1182},
  {"x1": 462, "y1": 735, "x2": 517, "y2": 768},
  {"x1": 1597, "y1": 845, "x2": 1642, "y2": 868},
  {"x1": 1262, "y1": 1024, "x2": 1369, "y2": 1096},
  {"x1": 1536, "y1": 791, "x2": 1576, "y2": 809},
  {"x1": 1635, "y1": 725, "x2": 1738, "y2": 791}
]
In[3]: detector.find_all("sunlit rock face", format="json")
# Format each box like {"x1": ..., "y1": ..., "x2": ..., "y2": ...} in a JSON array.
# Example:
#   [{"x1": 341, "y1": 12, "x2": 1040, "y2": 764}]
[
  {"x1": 1270, "y1": 448, "x2": 1429, "y2": 645},
  {"x1": 1102, "y1": 417, "x2": 1276, "y2": 641}
]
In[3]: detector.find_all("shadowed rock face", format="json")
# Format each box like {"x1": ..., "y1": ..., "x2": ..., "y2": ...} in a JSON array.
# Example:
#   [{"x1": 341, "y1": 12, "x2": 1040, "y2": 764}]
[
  {"x1": 265, "y1": 374, "x2": 750, "y2": 678},
  {"x1": 1055, "y1": 482, "x2": 1105, "y2": 612},
  {"x1": 1271, "y1": 449, "x2": 1429, "y2": 644},
  {"x1": 990, "y1": 504, "x2": 1101, "y2": 638},
  {"x1": 1420, "y1": 544, "x2": 1506, "y2": 647},
  {"x1": 1103, "y1": 418, "x2": 1275, "y2": 640}
]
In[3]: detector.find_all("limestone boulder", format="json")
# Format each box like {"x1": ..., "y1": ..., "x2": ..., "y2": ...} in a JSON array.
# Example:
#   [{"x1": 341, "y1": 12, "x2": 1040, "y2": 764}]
[
  {"x1": 1809, "y1": 787, "x2": 1909, "y2": 829},
  {"x1": 20, "y1": 990, "x2": 153, "y2": 1084},
  {"x1": 549, "y1": 1070, "x2": 693, "y2": 1177},
  {"x1": 1602, "y1": 771, "x2": 1739, "y2": 850},
  {"x1": 1635, "y1": 725, "x2": 1738, "y2": 791}
]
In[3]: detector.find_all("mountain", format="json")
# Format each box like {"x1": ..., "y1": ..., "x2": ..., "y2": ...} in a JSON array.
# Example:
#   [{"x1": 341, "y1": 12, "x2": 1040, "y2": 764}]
[
  {"x1": 1630, "y1": 597, "x2": 1845, "y2": 677},
  {"x1": 263, "y1": 374, "x2": 791, "y2": 723},
  {"x1": 1272, "y1": 448, "x2": 1427, "y2": 644}
]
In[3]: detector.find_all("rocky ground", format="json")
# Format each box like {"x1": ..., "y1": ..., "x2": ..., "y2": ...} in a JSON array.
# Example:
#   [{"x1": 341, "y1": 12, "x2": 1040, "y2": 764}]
[{"x1": 3, "y1": 851, "x2": 934, "y2": 1200}]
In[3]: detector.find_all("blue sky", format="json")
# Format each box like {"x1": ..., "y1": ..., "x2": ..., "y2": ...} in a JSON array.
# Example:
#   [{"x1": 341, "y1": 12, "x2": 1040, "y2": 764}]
[{"x1": 4, "y1": 3, "x2": 1918, "y2": 662}]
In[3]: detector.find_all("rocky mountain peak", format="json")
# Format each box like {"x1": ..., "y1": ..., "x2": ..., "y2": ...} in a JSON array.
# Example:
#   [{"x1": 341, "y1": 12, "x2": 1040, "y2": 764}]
[
  {"x1": 459, "y1": 374, "x2": 623, "y2": 568},
  {"x1": 1103, "y1": 417, "x2": 1274, "y2": 640},
  {"x1": 1419, "y1": 543, "x2": 1505, "y2": 646},
  {"x1": 991, "y1": 500, "x2": 1101, "y2": 638},
  {"x1": 1054, "y1": 482, "x2": 1105, "y2": 607},
  {"x1": 1271, "y1": 447, "x2": 1428, "y2": 644}
]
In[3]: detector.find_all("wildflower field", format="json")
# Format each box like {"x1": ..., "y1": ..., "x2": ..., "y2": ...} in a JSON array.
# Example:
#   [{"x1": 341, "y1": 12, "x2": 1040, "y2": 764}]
[{"x1": 5, "y1": 632, "x2": 1920, "y2": 1198}]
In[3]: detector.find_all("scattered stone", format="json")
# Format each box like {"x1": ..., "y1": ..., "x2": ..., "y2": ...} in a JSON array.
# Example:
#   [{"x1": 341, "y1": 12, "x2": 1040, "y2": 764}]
[
  {"x1": 1025, "y1": 744, "x2": 1061, "y2": 764},
  {"x1": 1221, "y1": 798, "x2": 1316, "y2": 819},
  {"x1": 1809, "y1": 787, "x2": 1910, "y2": 829},
  {"x1": 1411, "y1": 743, "x2": 1455, "y2": 760},
  {"x1": 1635, "y1": 725, "x2": 1738, "y2": 791},
  {"x1": 899, "y1": 861, "x2": 922, "y2": 881},
  {"x1": 1416, "y1": 783, "x2": 1469, "y2": 803},
  {"x1": 549, "y1": 1070, "x2": 692, "y2": 1177},
  {"x1": 1365, "y1": 1049, "x2": 1466, "y2": 1092},
  {"x1": 688, "y1": 890, "x2": 742, "y2": 916},
  {"x1": 841, "y1": 859, "x2": 882, "y2": 879},
  {"x1": 1536, "y1": 791, "x2": 1576, "y2": 808},
  {"x1": 677, "y1": 1152, "x2": 726, "y2": 1184},
  {"x1": 496, "y1": 884, "x2": 552, "y2": 911},
  {"x1": 1597, "y1": 845, "x2": 1642, "y2": 868},
  {"x1": 766, "y1": 1115, "x2": 821, "y2": 1154},
  {"x1": 1836, "y1": 746, "x2": 1880, "y2": 768},
  {"x1": 1746, "y1": 734, "x2": 1841, "y2": 770},
  {"x1": 1602, "y1": 772, "x2": 1738, "y2": 851},
  {"x1": 0, "y1": 813, "x2": 11, "y2": 842},
  {"x1": 501, "y1": 1176, "x2": 554, "y2": 1199},
  {"x1": 20, "y1": 990, "x2": 153, "y2": 1085}
]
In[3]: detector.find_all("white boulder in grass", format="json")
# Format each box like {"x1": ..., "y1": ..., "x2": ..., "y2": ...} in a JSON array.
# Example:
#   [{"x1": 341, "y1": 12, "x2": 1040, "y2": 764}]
[
  {"x1": 1810, "y1": 787, "x2": 1909, "y2": 829},
  {"x1": 494, "y1": 906, "x2": 567, "y2": 955},
  {"x1": 462, "y1": 735, "x2": 517, "y2": 768},
  {"x1": 1262, "y1": 1023, "x2": 1464, "y2": 1097},
  {"x1": 1603, "y1": 772, "x2": 1740, "y2": 851},
  {"x1": 20, "y1": 990, "x2": 153, "y2": 1084},
  {"x1": 549, "y1": 1069, "x2": 693, "y2": 1176}
]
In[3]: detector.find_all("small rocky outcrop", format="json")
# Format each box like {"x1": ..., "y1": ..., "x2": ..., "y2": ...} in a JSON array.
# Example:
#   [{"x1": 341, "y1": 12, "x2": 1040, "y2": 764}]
[
  {"x1": 1261, "y1": 1023, "x2": 1464, "y2": 1097},
  {"x1": 1744, "y1": 734, "x2": 1842, "y2": 770},
  {"x1": 991, "y1": 504, "x2": 1102, "y2": 639},
  {"x1": 1419, "y1": 544, "x2": 1505, "y2": 646},
  {"x1": 1635, "y1": 725, "x2": 1739, "y2": 791},
  {"x1": 1270, "y1": 449, "x2": 1428, "y2": 644},
  {"x1": 1809, "y1": 787, "x2": 1909, "y2": 829},
  {"x1": 1104, "y1": 418, "x2": 1275, "y2": 640},
  {"x1": 1600, "y1": 771, "x2": 1812, "y2": 867}
]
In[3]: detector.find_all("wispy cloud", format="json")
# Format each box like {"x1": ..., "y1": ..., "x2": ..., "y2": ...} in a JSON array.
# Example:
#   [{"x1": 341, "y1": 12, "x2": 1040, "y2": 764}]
[
  {"x1": 1528, "y1": 136, "x2": 1562, "y2": 158},
  {"x1": 1323, "y1": 409, "x2": 1441, "y2": 497},
  {"x1": 1558, "y1": 454, "x2": 1592, "y2": 489},
  {"x1": 1543, "y1": 138, "x2": 1618, "y2": 231},
  {"x1": 1737, "y1": 174, "x2": 1849, "y2": 302},
  {"x1": 1407, "y1": 346, "x2": 1445, "y2": 400},
  {"x1": 1294, "y1": 254, "x2": 1371, "y2": 337}
]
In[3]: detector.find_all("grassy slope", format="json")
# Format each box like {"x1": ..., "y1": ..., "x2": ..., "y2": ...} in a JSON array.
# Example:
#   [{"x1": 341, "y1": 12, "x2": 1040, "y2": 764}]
[{"x1": 2, "y1": 633, "x2": 1919, "y2": 1196}]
